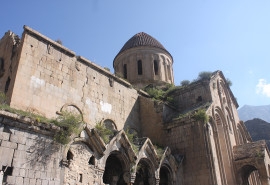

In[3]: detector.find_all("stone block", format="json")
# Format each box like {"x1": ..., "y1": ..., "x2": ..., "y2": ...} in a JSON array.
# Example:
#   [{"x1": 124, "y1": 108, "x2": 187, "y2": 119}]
[
  {"x1": 24, "y1": 177, "x2": 30, "y2": 185},
  {"x1": 49, "y1": 180, "x2": 55, "y2": 185},
  {"x1": 29, "y1": 178, "x2": 36, "y2": 185},
  {"x1": 6, "y1": 175, "x2": 15, "y2": 184},
  {"x1": 16, "y1": 176, "x2": 24, "y2": 185},
  {"x1": 40, "y1": 171, "x2": 47, "y2": 179},
  {"x1": 10, "y1": 134, "x2": 26, "y2": 144},
  {"x1": 14, "y1": 149, "x2": 26, "y2": 159},
  {"x1": 12, "y1": 167, "x2": 20, "y2": 176},
  {"x1": 1, "y1": 140, "x2": 17, "y2": 149},
  {"x1": 28, "y1": 169, "x2": 35, "y2": 178},
  {"x1": 19, "y1": 168, "x2": 26, "y2": 177},
  {"x1": 0, "y1": 147, "x2": 14, "y2": 166},
  {"x1": 36, "y1": 179, "x2": 42, "y2": 185},
  {"x1": 54, "y1": 180, "x2": 60, "y2": 185},
  {"x1": 0, "y1": 132, "x2": 10, "y2": 140},
  {"x1": 18, "y1": 144, "x2": 29, "y2": 151},
  {"x1": 42, "y1": 179, "x2": 49, "y2": 185},
  {"x1": 35, "y1": 170, "x2": 41, "y2": 179},
  {"x1": 12, "y1": 157, "x2": 26, "y2": 168}
]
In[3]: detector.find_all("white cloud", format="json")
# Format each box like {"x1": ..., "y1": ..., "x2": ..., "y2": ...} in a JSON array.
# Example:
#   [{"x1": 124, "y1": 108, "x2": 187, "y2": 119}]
[{"x1": 256, "y1": 79, "x2": 270, "y2": 97}]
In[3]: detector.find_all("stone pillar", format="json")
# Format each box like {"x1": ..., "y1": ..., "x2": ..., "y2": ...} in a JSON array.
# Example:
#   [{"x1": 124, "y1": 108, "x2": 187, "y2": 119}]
[
  {"x1": 155, "y1": 178, "x2": 160, "y2": 185},
  {"x1": 0, "y1": 171, "x2": 3, "y2": 185},
  {"x1": 130, "y1": 173, "x2": 136, "y2": 185}
]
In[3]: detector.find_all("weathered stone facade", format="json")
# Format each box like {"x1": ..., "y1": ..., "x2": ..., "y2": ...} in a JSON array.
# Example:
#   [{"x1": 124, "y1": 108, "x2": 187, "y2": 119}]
[{"x1": 0, "y1": 26, "x2": 269, "y2": 185}]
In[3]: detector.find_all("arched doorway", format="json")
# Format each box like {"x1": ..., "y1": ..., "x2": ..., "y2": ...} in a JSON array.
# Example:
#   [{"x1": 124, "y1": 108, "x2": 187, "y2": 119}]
[
  {"x1": 238, "y1": 165, "x2": 262, "y2": 185},
  {"x1": 159, "y1": 165, "x2": 172, "y2": 185},
  {"x1": 134, "y1": 159, "x2": 155, "y2": 185},
  {"x1": 103, "y1": 153, "x2": 128, "y2": 185}
]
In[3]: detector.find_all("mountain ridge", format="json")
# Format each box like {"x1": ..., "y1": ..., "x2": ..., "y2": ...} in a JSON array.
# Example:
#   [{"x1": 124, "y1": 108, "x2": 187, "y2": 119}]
[{"x1": 238, "y1": 104, "x2": 270, "y2": 122}]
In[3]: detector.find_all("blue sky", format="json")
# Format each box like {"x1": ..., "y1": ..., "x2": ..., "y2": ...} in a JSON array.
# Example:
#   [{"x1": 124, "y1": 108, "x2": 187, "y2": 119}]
[{"x1": 1, "y1": 1, "x2": 270, "y2": 108}]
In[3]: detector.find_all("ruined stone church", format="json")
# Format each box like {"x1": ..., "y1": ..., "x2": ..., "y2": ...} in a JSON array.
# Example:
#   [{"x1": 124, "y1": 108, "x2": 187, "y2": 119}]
[{"x1": 0, "y1": 25, "x2": 269, "y2": 185}]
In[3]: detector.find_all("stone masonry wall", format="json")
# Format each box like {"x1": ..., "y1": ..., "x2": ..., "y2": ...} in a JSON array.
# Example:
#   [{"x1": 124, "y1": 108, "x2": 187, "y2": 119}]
[
  {"x1": 8, "y1": 26, "x2": 140, "y2": 130},
  {"x1": 164, "y1": 119, "x2": 213, "y2": 185},
  {"x1": 0, "y1": 111, "x2": 63, "y2": 185},
  {"x1": 139, "y1": 96, "x2": 164, "y2": 146},
  {"x1": 0, "y1": 31, "x2": 21, "y2": 104},
  {"x1": 172, "y1": 81, "x2": 212, "y2": 113}
]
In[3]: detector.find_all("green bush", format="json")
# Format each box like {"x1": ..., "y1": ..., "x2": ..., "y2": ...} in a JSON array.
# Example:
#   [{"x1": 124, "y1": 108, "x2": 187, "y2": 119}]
[
  {"x1": 180, "y1": 80, "x2": 190, "y2": 86},
  {"x1": 124, "y1": 128, "x2": 139, "y2": 153},
  {"x1": 193, "y1": 109, "x2": 209, "y2": 123},
  {"x1": 95, "y1": 121, "x2": 113, "y2": 144},
  {"x1": 154, "y1": 145, "x2": 165, "y2": 160},
  {"x1": 52, "y1": 111, "x2": 83, "y2": 144}
]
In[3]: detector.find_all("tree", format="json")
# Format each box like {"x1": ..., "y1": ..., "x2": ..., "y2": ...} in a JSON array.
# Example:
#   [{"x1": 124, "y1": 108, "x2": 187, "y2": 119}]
[
  {"x1": 226, "y1": 78, "x2": 232, "y2": 86},
  {"x1": 180, "y1": 80, "x2": 190, "y2": 86},
  {"x1": 198, "y1": 71, "x2": 212, "y2": 80}
]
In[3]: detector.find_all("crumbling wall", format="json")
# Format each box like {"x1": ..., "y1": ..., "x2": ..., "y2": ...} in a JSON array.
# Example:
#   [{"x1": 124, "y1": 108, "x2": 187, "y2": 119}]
[
  {"x1": 0, "y1": 111, "x2": 63, "y2": 185},
  {"x1": 6, "y1": 26, "x2": 140, "y2": 130},
  {"x1": 0, "y1": 31, "x2": 21, "y2": 103},
  {"x1": 164, "y1": 118, "x2": 214, "y2": 185},
  {"x1": 171, "y1": 81, "x2": 212, "y2": 113}
]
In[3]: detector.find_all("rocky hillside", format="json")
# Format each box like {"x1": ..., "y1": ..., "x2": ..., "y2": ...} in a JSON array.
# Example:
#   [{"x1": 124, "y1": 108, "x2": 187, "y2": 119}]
[
  {"x1": 238, "y1": 105, "x2": 270, "y2": 122},
  {"x1": 245, "y1": 118, "x2": 270, "y2": 149}
]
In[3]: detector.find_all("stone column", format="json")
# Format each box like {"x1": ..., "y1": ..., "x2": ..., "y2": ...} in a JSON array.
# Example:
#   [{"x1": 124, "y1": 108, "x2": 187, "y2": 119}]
[
  {"x1": 0, "y1": 171, "x2": 3, "y2": 185},
  {"x1": 155, "y1": 178, "x2": 160, "y2": 185},
  {"x1": 130, "y1": 173, "x2": 136, "y2": 185}
]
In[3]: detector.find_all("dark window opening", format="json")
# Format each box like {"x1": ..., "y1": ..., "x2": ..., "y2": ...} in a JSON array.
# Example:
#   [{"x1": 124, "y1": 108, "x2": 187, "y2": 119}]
[
  {"x1": 4, "y1": 77, "x2": 10, "y2": 94},
  {"x1": 2, "y1": 166, "x2": 13, "y2": 182},
  {"x1": 79, "y1": 173, "x2": 83, "y2": 182},
  {"x1": 138, "y1": 60, "x2": 142, "y2": 75},
  {"x1": 88, "y1": 156, "x2": 95, "y2": 165},
  {"x1": 154, "y1": 60, "x2": 158, "y2": 75},
  {"x1": 0, "y1": 58, "x2": 4, "y2": 70},
  {"x1": 67, "y1": 150, "x2": 74, "y2": 161},
  {"x1": 0, "y1": 58, "x2": 5, "y2": 78},
  {"x1": 197, "y1": 96, "x2": 202, "y2": 102},
  {"x1": 123, "y1": 64, "x2": 127, "y2": 79}
]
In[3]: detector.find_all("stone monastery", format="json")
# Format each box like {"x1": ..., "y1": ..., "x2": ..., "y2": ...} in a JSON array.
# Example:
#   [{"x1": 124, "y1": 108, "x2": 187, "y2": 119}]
[{"x1": 0, "y1": 25, "x2": 270, "y2": 185}]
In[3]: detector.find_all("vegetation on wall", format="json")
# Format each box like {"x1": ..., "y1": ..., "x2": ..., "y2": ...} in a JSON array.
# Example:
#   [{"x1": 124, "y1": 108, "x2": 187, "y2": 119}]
[
  {"x1": 154, "y1": 144, "x2": 165, "y2": 160},
  {"x1": 193, "y1": 109, "x2": 209, "y2": 123},
  {"x1": 180, "y1": 80, "x2": 190, "y2": 86},
  {"x1": 143, "y1": 84, "x2": 178, "y2": 104},
  {"x1": 181, "y1": 71, "x2": 232, "y2": 87},
  {"x1": 124, "y1": 128, "x2": 139, "y2": 153},
  {"x1": 52, "y1": 111, "x2": 83, "y2": 144},
  {"x1": 95, "y1": 121, "x2": 113, "y2": 144}
]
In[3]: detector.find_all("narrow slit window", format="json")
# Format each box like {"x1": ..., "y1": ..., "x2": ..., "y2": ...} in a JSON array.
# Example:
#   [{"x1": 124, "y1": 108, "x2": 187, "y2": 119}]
[
  {"x1": 138, "y1": 60, "x2": 142, "y2": 75},
  {"x1": 79, "y1": 174, "x2": 83, "y2": 182},
  {"x1": 154, "y1": 60, "x2": 158, "y2": 75},
  {"x1": 4, "y1": 77, "x2": 10, "y2": 93},
  {"x1": 123, "y1": 64, "x2": 127, "y2": 79}
]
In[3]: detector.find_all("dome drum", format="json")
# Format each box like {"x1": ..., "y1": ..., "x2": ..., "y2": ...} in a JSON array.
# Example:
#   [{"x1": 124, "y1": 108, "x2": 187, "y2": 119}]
[{"x1": 114, "y1": 32, "x2": 174, "y2": 88}]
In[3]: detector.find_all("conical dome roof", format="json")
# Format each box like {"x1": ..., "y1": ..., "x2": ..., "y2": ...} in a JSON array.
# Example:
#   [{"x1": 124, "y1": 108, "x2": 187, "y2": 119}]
[{"x1": 114, "y1": 32, "x2": 172, "y2": 64}]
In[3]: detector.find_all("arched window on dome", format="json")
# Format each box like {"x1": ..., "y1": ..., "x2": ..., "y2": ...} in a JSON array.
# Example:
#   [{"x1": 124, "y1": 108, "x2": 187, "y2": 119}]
[
  {"x1": 123, "y1": 64, "x2": 127, "y2": 79},
  {"x1": 138, "y1": 60, "x2": 142, "y2": 75},
  {"x1": 167, "y1": 64, "x2": 171, "y2": 81},
  {"x1": 154, "y1": 60, "x2": 158, "y2": 75}
]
